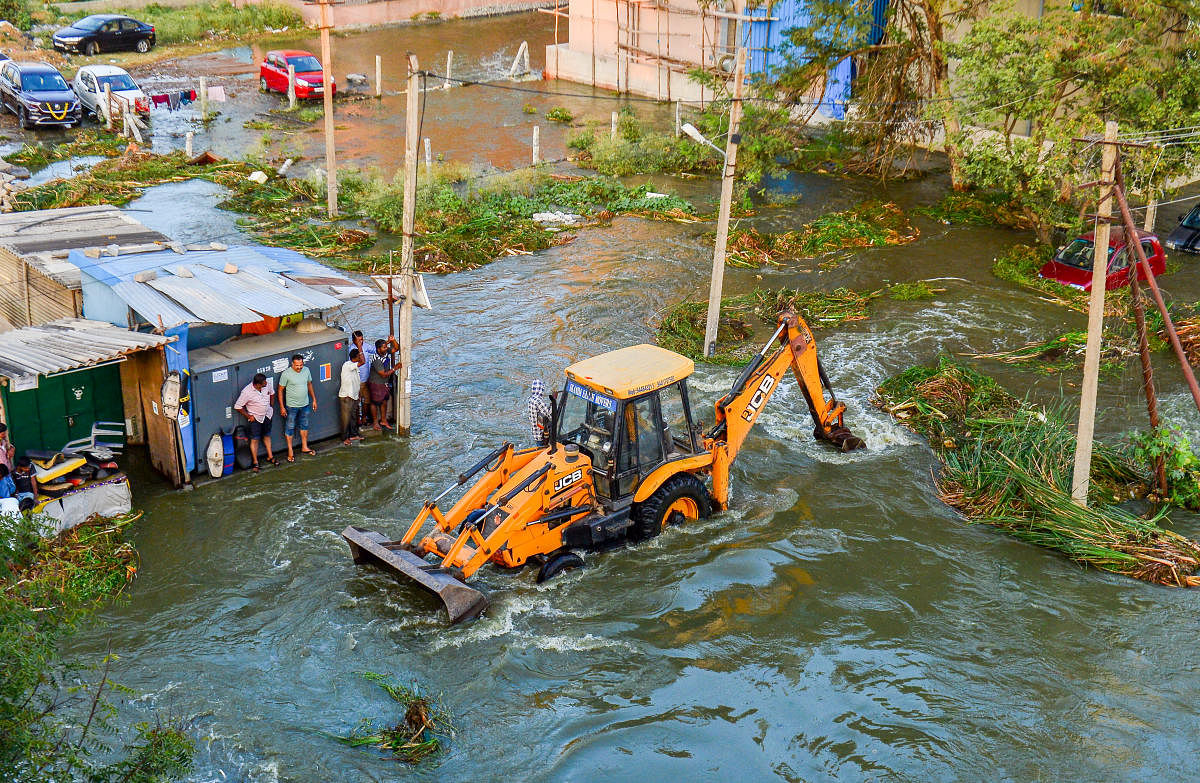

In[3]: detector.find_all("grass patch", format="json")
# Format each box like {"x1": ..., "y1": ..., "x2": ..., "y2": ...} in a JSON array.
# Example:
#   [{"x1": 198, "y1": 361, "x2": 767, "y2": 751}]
[
  {"x1": 336, "y1": 672, "x2": 453, "y2": 763},
  {"x1": 569, "y1": 112, "x2": 721, "y2": 178},
  {"x1": 657, "y1": 287, "x2": 880, "y2": 365},
  {"x1": 914, "y1": 191, "x2": 1030, "y2": 228},
  {"x1": 545, "y1": 106, "x2": 573, "y2": 123},
  {"x1": 3, "y1": 129, "x2": 126, "y2": 170},
  {"x1": 969, "y1": 329, "x2": 1133, "y2": 376},
  {"x1": 13, "y1": 149, "x2": 695, "y2": 272},
  {"x1": 876, "y1": 358, "x2": 1200, "y2": 586},
  {"x1": 888, "y1": 281, "x2": 941, "y2": 300},
  {"x1": 66, "y1": 1, "x2": 302, "y2": 46},
  {"x1": 726, "y1": 202, "x2": 918, "y2": 268}
]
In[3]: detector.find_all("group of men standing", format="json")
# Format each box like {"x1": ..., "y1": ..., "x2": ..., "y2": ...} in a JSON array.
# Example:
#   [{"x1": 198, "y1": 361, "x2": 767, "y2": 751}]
[{"x1": 232, "y1": 329, "x2": 401, "y2": 471}]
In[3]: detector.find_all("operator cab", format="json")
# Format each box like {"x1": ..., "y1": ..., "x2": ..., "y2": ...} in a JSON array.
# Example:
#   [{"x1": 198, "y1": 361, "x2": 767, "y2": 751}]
[{"x1": 557, "y1": 345, "x2": 703, "y2": 503}]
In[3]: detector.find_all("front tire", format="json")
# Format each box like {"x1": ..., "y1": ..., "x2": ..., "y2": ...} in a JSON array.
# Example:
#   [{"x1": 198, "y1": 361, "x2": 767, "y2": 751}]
[
  {"x1": 18, "y1": 107, "x2": 30, "y2": 130},
  {"x1": 135, "y1": 38, "x2": 150, "y2": 53},
  {"x1": 84, "y1": 40, "x2": 99, "y2": 56},
  {"x1": 536, "y1": 551, "x2": 583, "y2": 583},
  {"x1": 630, "y1": 472, "x2": 710, "y2": 541}
]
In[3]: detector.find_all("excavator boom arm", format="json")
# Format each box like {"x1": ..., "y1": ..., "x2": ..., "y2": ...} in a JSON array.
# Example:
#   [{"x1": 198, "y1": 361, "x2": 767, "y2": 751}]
[{"x1": 705, "y1": 308, "x2": 863, "y2": 507}]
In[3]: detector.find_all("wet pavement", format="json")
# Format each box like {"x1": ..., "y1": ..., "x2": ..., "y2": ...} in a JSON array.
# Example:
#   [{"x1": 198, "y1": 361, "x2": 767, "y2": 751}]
[{"x1": 16, "y1": 11, "x2": 1200, "y2": 782}]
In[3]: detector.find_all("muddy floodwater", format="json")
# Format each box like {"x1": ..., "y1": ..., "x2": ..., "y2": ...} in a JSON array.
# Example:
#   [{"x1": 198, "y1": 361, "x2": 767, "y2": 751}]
[{"x1": 39, "y1": 13, "x2": 1200, "y2": 783}]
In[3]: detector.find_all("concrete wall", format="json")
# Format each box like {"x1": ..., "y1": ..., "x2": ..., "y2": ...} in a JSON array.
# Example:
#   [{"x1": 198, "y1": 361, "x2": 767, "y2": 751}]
[{"x1": 246, "y1": 0, "x2": 554, "y2": 29}]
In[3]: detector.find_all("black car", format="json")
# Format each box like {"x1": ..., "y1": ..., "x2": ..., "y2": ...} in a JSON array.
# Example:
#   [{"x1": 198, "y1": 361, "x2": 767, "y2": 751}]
[
  {"x1": 1165, "y1": 205, "x2": 1200, "y2": 254},
  {"x1": 52, "y1": 14, "x2": 156, "y2": 56},
  {"x1": 0, "y1": 61, "x2": 81, "y2": 129}
]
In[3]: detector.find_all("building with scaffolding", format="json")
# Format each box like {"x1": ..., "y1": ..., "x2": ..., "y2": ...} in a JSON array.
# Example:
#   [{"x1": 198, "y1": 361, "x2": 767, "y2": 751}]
[{"x1": 543, "y1": 0, "x2": 888, "y2": 115}]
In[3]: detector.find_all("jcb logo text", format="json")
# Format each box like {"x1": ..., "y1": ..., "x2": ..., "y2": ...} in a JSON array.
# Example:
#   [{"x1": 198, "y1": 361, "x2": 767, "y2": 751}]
[{"x1": 741, "y1": 376, "x2": 775, "y2": 422}]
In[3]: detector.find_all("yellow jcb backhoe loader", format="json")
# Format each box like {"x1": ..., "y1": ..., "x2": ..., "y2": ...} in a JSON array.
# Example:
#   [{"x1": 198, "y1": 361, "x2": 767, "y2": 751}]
[{"x1": 342, "y1": 308, "x2": 864, "y2": 623}]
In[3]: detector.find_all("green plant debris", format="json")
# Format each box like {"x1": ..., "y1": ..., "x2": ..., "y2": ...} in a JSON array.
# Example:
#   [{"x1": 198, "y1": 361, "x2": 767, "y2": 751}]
[
  {"x1": 969, "y1": 330, "x2": 1133, "y2": 375},
  {"x1": 545, "y1": 106, "x2": 573, "y2": 123},
  {"x1": 888, "y1": 281, "x2": 941, "y2": 300},
  {"x1": 3, "y1": 129, "x2": 126, "y2": 170},
  {"x1": 13, "y1": 149, "x2": 694, "y2": 272},
  {"x1": 914, "y1": 191, "x2": 1030, "y2": 228},
  {"x1": 876, "y1": 358, "x2": 1200, "y2": 586},
  {"x1": 657, "y1": 287, "x2": 880, "y2": 365},
  {"x1": 243, "y1": 119, "x2": 281, "y2": 130},
  {"x1": 568, "y1": 112, "x2": 722, "y2": 178},
  {"x1": 336, "y1": 673, "x2": 453, "y2": 763},
  {"x1": 726, "y1": 202, "x2": 918, "y2": 268},
  {"x1": 522, "y1": 103, "x2": 537, "y2": 114},
  {"x1": 65, "y1": 1, "x2": 302, "y2": 46},
  {"x1": 1132, "y1": 426, "x2": 1200, "y2": 510}
]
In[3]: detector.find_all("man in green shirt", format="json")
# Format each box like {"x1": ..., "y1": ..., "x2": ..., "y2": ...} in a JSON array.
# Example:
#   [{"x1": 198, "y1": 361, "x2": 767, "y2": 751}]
[{"x1": 278, "y1": 354, "x2": 317, "y2": 462}]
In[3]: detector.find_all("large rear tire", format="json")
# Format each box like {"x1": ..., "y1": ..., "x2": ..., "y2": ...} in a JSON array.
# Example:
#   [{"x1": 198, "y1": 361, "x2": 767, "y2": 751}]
[{"x1": 631, "y1": 472, "x2": 710, "y2": 541}]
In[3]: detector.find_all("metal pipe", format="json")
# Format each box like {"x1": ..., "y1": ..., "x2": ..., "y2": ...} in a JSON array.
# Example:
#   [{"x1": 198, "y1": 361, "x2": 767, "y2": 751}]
[{"x1": 1113, "y1": 172, "x2": 1200, "y2": 413}]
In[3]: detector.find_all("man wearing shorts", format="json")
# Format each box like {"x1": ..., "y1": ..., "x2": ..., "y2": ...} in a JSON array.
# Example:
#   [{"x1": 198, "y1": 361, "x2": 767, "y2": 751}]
[
  {"x1": 234, "y1": 373, "x2": 276, "y2": 472},
  {"x1": 278, "y1": 354, "x2": 317, "y2": 461}
]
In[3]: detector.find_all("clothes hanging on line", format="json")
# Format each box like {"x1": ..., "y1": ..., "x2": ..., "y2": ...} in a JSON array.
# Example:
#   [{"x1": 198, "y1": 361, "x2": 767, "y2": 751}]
[
  {"x1": 151, "y1": 93, "x2": 169, "y2": 107},
  {"x1": 167, "y1": 92, "x2": 180, "y2": 111},
  {"x1": 206, "y1": 85, "x2": 227, "y2": 102}
]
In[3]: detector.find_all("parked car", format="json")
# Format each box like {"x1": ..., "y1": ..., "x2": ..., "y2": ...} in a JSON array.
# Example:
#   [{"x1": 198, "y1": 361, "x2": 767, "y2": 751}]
[
  {"x1": 52, "y1": 14, "x2": 156, "y2": 56},
  {"x1": 1038, "y1": 228, "x2": 1167, "y2": 292},
  {"x1": 72, "y1": 64, "x2": 149, "y2": 119},
  {"x1": 1165, "y1": 204, "x2": 1200, "y2": 254},
  {"x1": 259, "y1": 50, "x2": 335, "y2": 99},
  {"x1": 0, "y1": 61, "x2": 81, "y2": 129}
]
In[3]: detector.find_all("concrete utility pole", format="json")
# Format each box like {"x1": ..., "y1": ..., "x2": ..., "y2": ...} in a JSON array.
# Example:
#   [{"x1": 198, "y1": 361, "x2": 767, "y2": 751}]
[
  {"x1": 702, "y1": 47, "x2": 746, "y2": 359},
  {"x1": 1071, "y1": 120, "x2": 1119, "y2": 505},
  {"x1": 317, "y1": 0, "x2": 338, "y2": 218},
  {"x1": 397, "y1": 53, "x2": 420, "y2": 435}
]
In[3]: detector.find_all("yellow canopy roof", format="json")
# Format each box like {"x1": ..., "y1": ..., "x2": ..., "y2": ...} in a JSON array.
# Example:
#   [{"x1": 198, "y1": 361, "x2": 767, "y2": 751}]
[{"x1": 565, "y1": 344, "x2": 694, "y2": 400}]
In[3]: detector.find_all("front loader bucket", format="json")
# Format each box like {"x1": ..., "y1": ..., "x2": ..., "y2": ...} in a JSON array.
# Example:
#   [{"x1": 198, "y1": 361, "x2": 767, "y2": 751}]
[{"x1": 342, "y1": 526, "x2": 488, "y2": 624}]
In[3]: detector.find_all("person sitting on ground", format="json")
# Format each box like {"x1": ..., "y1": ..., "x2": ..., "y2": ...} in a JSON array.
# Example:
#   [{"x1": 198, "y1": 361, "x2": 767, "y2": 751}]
[
  {"x1": 12, "y1": 456, "x2": 37, "y2": 511},
  {"x1": 339, "y1": 348, "x2": 365, "y2": 445},
  {"x1": 234, "y1": 372, "x2": 276, "y2": 472},
  {"x1": 367, "y1": 339, "x2": 398, "y2": 431},
  {"x1": 0, "y1": 464, "x2": 15, "y2": 499},
  {"x1": 527, "y1": 379, "x2": 552, "y2": 447},
  {"x1": 278, "y1": 354, "x2": 317, "y2": 462}
]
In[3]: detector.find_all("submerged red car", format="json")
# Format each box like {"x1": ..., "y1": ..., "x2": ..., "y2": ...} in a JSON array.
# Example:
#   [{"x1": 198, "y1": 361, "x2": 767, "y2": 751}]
[
  {"x1": 1038, "y1": 228, "x2": 1167, "y2": 292},
  {"x1": 258, "y1": 50, "x2": 335, "y2": 99}
]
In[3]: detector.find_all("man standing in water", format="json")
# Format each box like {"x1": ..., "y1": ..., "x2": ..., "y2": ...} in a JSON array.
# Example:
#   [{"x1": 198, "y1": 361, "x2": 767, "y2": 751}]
[
  {"x1": 278, "y1": 354, "x2": 317, "y2": 461},
  {"x1": 367, "y1": 338, "x2": 399, "y2": 431},
  {"x1": 527, "y1": 379, "x2": 552, "y2": 447},
  {"x1": 339, "y1": 348, "x2": 365, "y2": 445}
]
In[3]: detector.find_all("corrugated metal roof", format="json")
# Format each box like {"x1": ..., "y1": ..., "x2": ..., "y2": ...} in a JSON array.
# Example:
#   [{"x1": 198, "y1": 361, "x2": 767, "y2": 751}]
[
  {"x1": 72, "y1": 244, "x2": 376, "y2": 327},
  {"x1": 145, "y1": 275, "x2": 262, "y2": 324},
  {"x1": 0, "y1": 205, "x2": 169, "y2": 289},
  {"x1": 0, "y1": 318, "x2": 174, "y2": 382}
]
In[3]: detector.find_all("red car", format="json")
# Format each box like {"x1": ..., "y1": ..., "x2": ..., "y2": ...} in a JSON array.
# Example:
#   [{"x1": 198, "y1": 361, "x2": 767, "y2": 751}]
[
  {"x1": 259, "y1": 50, "x2": 335, "y2": 99},
  {"x1": 1038, "y1": 228, "x2": 1167, "y2": 292}
]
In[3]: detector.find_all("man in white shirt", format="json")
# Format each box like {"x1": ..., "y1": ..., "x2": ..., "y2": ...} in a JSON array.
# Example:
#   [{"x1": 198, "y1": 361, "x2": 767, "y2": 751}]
[
  {"x1": 234, "y1": 373, "x2": 275, "y2": 471},
  {"x1": 339, "y1": 348, "x2": 365, "y2": 445}
]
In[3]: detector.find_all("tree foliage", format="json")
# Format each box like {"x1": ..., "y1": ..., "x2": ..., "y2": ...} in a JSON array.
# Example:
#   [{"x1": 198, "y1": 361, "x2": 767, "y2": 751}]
[{"x1": 0, "y1": 513, "x2": 194, "y2": 782}]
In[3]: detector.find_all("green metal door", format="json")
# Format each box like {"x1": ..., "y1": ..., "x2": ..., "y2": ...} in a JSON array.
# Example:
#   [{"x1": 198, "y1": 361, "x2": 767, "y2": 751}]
[{"x1": 2, "y1": 363, "x2": 124, "y2": 454}]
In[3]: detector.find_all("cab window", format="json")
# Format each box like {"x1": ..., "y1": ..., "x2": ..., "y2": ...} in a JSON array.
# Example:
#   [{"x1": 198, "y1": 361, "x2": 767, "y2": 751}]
[{"x1": 658, "y1": 382, "x2": 694, "y2": 455}]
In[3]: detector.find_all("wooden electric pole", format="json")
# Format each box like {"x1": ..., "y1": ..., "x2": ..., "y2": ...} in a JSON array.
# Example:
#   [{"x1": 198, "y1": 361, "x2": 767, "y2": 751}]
[
  {"x1": 1071, "y1": 120, "x2": 1119, "y2": 505},
  {"x1": 702, "y1": 47, "x2": 746, "y2": 358},
  {"x1": 317, "y1": 0, "x2": 338, "y2": 218},
  {"x1": 397, "y1": 53, "x2": 420, "y2": 435}
]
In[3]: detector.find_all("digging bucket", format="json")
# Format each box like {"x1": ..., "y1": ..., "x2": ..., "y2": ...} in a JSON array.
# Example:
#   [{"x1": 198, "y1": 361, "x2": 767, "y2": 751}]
[{"x1": 342, "y1": 526, "x2": 488, "y2": 624}]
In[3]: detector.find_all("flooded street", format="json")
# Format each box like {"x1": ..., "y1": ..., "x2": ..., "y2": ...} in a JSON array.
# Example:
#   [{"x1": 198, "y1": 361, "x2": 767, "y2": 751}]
[{"x1": 28, "y1": 12, "x2": 1200, "y2": 782}]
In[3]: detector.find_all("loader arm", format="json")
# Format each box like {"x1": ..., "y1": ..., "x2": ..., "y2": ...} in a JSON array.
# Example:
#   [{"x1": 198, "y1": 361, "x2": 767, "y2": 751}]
[{"x1": 704, "y1": 308, "x2": 864, "y2": 509}]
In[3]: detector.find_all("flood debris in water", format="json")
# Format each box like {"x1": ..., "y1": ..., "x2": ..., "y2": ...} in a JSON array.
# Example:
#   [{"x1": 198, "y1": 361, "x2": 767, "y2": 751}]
[
  {"x1": 914, "y1": 191, "x2": 1030, "y2": 228},
  {"x1": 3, "y1": 129, "x2": 127, "y2": 171},
  {"x1": 876, "y1": 358, "x2": 1200, "y2": 587},
  {"x1": 725, "y1": 202, "x2": 918, "y2": 269},
  {"x1": 336, "y1": 673, "x2": 453, "y2": 763},
  {"x1": 969, "y1": 330, "x2": 1133, "y2": 376},
  {"x1": 887, "y1": 281, "x2": 943, "y2": 300},
  {"x1": 657, "y1": 287, "x2": 880, "y2": 365}
]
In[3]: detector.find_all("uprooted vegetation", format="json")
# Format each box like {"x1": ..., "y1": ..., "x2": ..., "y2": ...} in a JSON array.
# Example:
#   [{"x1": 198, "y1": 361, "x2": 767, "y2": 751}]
[
  {"x1": 11, "y1": 148, "x2": 696, "y2": 272},
  {"x1": 657, "y1": 287, "x2": 880, "y2": 365},
  {"x1": 876, "y1": 358, "x2": 1200, "y2": 586},
  {"x1": 969, "y1": 329, "x2": 1134, "y2": 376},
  {"x1": 725, "y1": 202, "x2": 918, "y2": 268},
  {"x1": 913, "y1": 191, "x2": 1031, "y2": 229},
  {"x1": 2, "y1": 129, "x2": 127, "y2": 170},
  {"x1": 1, "y1": 511, "x2": 196, "y2": 779},
  {"x1": 335, "y1": 672, "x2": 454, "y2": 763}
]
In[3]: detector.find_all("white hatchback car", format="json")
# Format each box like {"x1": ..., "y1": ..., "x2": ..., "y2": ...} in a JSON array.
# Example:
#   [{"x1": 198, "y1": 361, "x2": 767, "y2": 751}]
[{"x1": 72, "y1": 64, "x2": 149, "y2": 120}]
